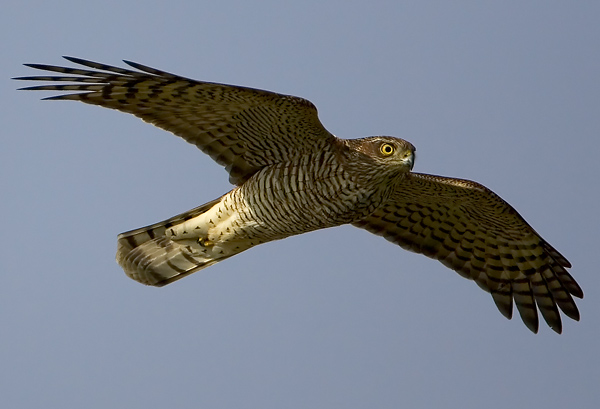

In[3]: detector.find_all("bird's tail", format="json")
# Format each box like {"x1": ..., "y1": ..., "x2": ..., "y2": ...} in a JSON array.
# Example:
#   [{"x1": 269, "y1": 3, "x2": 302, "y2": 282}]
[{"x1": 116, "y1": 197, "x2": 230, "y2": 286}]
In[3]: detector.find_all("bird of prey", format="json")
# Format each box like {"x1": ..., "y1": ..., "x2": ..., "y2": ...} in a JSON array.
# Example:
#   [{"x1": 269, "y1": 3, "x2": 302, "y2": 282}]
[{"x1": 15, "y1": 57, "x2": 583, "y2": 333}]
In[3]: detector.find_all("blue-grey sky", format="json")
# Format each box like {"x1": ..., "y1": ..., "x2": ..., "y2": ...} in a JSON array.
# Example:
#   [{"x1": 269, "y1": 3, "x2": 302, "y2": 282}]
[{"x1": 2, "y1": 1, "x2": 598, "y2": 408}]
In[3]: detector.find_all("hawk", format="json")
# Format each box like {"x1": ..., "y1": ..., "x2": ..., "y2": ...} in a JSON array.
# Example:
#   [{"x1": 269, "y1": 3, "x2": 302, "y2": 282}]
[{"x1": 15, "y1": 57, "x2": 583, "y2": 333}]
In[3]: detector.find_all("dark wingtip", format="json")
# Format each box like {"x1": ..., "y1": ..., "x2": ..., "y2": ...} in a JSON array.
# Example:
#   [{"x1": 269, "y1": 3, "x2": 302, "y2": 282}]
[
  {"x1": 122, "y1": 60, "x2": 145, "y2": 71},
  {"x1": 123, "y1": 59, "x2": 182, "y2": 78},
  {"x1": 571, "y1": 284, "x2": 584, "y2": 299},
  {"x1": 41, "y1": 95, "x2": 72, "y2": 101},
  {"x1": 522, "y1": 316, "x2": 539, "y2": 334},
  {"x1": 21, "y1": 63, "x2": 52, "y2": 71},
  {"x1": 62, "y1": 55, "x2": 86, "y2": 64}
]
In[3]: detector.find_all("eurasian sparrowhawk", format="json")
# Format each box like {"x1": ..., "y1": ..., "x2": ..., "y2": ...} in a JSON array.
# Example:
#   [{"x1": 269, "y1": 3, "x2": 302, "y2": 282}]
[{"x1": 15, "y1": 57, "x2": 583, "y2": 333}]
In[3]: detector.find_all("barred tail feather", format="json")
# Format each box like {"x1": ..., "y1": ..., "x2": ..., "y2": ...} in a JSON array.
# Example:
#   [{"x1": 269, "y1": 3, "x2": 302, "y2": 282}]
[
  {"x1": 117, "y1": 235, "x2": 227, "y2": 286},
  {"x1": 116, "y1": 197, "x2": 227, "y2": 286}
]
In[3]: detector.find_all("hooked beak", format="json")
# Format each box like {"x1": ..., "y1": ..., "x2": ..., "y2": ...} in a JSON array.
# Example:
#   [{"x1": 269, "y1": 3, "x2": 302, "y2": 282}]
[{"x1": 405, "y1": 151, "x2": 415, "y2": 171}]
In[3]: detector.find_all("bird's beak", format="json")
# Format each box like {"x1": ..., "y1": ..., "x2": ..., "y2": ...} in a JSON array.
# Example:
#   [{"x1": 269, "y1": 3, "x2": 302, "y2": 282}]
[{"x1": 406, "y1": 151, "x2": 415, "y2": 171}]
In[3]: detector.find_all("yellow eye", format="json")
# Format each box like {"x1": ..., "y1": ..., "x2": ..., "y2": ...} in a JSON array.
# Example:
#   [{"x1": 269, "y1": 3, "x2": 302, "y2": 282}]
[{"x1": 380, "y1": 143, "x2": 395, "y2": 156}]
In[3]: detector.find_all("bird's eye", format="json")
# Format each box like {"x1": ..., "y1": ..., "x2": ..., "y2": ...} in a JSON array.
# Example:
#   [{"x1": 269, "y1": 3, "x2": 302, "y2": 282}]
[{"x1": 380, "y1": 143, "x2": 395, "y2": 156}]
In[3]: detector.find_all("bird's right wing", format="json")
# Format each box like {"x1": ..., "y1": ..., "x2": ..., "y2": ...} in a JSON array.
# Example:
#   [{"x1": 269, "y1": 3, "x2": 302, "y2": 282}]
[
  {"x1": 352, "y1": 172, "x2": 583, "y2": 333},
  {"x1": 15, "y1": 57, "x2": 336, "y2": 185}
]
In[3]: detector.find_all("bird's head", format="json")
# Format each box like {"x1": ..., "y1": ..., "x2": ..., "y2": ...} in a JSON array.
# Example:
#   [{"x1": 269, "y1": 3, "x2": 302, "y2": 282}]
[{"x1": 346, "y1": 136, "x2": 416, "y2": 172}]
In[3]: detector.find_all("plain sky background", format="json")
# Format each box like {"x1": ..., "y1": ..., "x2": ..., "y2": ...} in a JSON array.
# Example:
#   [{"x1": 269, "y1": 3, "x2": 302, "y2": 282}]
[{"x1": 2, "y1": 1, "x2": 598, "y2": 408}]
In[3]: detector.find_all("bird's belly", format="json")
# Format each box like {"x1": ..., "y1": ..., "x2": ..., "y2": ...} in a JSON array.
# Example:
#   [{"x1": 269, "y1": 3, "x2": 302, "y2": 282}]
[{"x1": 163, "y1": 188, "x2": 265, "y2": 257}]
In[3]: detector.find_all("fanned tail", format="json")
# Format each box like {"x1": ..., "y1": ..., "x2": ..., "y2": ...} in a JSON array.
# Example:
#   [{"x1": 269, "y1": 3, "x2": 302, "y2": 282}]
[{"x1": 117, "y1": 197, "x2": 228, "y2": 286}]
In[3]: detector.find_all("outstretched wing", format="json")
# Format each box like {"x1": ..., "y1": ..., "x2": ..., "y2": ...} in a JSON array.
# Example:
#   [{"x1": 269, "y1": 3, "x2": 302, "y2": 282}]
[
  {"x1": 352, "y1": 172, "x2": 583, "y2": 333},
  {"x1": 15, "y1": 57, "x2": 336, "y2": 185}
]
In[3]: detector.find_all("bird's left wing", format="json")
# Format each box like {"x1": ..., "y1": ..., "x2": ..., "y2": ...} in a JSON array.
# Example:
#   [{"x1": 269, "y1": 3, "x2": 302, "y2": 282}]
[
  {"x1": 352, "y1": 172, "x2": 583, "y2": 333},
  {"x1": 15, "y1": 57, "x2": 336, "y2": 185}
]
